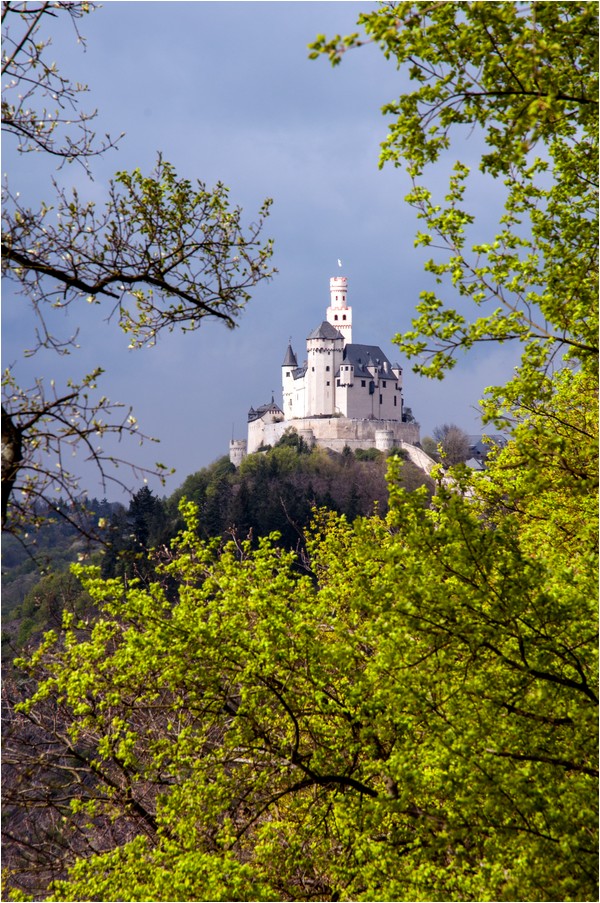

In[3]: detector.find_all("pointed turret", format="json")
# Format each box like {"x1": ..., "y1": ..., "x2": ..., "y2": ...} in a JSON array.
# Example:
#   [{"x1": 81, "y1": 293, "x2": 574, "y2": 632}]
[{"x1": 282, "y1": 343, "x2": 298, "y2": 367}]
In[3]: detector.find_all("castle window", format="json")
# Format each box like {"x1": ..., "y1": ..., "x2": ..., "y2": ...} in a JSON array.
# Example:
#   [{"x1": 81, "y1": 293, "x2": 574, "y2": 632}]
[
  {"x1": 326, "y1": 381, "x2": 330, "y2": 386},
  {"x1": 312, "y1": 367, "x2": 315, "y2": 372},
  {"x1": 342, "y1": 314, "x2": 346, "y2": 321},
  {"x1": 394, "y1": 396, "x2": 397, "y2": 406},
  {"x1": 382, "y1": 381, "x2": 386, "y2": 388},
  {"x1": 286, "y1": 371, "x2": 290, "y2": 377},
  {"x1": 334, "y1": 314, "x2": 338, "y2": 320},
  {"x1": 326, "y1": 365, "x2": 330, "y2": 371},
  {"x1": 361, "y1": 380, "x2": 366, "y2": 388},
  {"x1": 379, "y1": 394, "x2": 383, "y2": 404},
  {"x1": 337, "y1": 379, "x2": 340, "y2": 387}
]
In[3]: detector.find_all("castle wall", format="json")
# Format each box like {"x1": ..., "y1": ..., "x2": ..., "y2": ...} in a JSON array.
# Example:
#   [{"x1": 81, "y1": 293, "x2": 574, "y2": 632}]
[
  {"x1": 255, "y1": 416, "x2": 420, "y2": 453},
  {"x1": 247, "y1": 418, "x2": 265, "y2": 453},
  {"x1": 334, "y1": 370, "x2": 403, "y2": 420},
  {"x1": 247, "y1": 407, "x2": 284, "y2": 453},
  {"x1": 282, "y1": 368, "x2": 306, "y2": 420}
]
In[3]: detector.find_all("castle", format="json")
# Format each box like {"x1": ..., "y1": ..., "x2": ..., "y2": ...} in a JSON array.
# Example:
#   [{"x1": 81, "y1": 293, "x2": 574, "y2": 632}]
[{"x1": 230, "y1": 272, "x2": 423, "y2": 466}]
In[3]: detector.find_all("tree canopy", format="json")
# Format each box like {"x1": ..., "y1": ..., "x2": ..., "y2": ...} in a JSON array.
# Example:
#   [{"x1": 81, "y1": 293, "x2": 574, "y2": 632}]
[
  {"x1": 5, "y1": 410, "x2": 597, "y2": 899},
  {"x1": 310, "y1": 1, "x2": 598, "y2": 405}
]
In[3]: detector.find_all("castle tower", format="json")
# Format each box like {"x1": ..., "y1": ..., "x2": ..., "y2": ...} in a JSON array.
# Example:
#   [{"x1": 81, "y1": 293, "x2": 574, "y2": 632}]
[
  {"x1": 326, "y1": 275, "x2": 352, "y2": 345},
  {"x1": 229, "y1": 438, "x2": 247, "y2": 467},
  {"x1": 306, "y1": 321, "x2": 344, "y2": 416}
]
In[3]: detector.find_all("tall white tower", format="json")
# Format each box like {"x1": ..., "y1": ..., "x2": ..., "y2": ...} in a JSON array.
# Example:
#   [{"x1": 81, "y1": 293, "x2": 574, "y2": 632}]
[{"x1": 326, "y1": 275, "x2": 352, "y2": 345}]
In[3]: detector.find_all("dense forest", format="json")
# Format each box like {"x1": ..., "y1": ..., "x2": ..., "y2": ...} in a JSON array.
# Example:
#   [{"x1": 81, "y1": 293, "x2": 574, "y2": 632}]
[
  {"x1": 2, "y1": 436, "x2": 433, "y2": 656},
  {"x1": 2, "y1": 2, "x2": 597, "y2": 902}
]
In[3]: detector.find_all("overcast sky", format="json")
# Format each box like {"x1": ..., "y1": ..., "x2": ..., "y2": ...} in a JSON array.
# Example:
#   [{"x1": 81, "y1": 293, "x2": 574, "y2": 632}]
[{"x1": 4, "y1": 1, "x2": 518, "y2": 501}]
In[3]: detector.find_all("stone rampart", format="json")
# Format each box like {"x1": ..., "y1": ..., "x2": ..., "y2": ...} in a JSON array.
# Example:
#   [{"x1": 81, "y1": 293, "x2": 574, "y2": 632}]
[{"x1": 255, "y1": 416, "x2": 420, "y2": 454}]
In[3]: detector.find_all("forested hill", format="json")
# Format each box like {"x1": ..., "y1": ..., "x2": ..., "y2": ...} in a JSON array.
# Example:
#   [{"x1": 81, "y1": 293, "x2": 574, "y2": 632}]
[
  {"x1": 168, "y1": 434, "x2": 432, "y2": 547},
  {"x1": 2, "y1": 498, "x2": 123, "y2": 653},
  {"x1": 2, "y1": 437, "x2": 433, "y2": 656}
]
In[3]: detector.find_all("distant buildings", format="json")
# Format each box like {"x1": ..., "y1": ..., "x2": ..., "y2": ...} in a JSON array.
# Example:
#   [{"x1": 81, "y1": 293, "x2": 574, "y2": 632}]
[{"x1": 466, "y1": 435, "x2": 508, "y2": 470}]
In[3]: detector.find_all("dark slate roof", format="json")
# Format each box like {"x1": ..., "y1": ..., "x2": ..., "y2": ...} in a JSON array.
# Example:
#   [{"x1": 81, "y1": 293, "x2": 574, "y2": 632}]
[
  {"x1": 248, "y1": 399, "x2": 284, "y2": 423},
  {"x1": 344, "y1": 343, "x2": 391, "y2": 367},
  {"x1": 339, "y1": 343, "x2": 397, "y2": 379},
  {"x1": 466, "y1": 457, "x2": 486, "y2": 471},
  {"x1": 467, "y1": 435, "x2": 508, "y2": 458},
  {"x1": 307, "y1": 321, "x2": 344, "y2": 341},
  {"x1": 282, "y1": 344, "x2": 298, "y2": 367}
]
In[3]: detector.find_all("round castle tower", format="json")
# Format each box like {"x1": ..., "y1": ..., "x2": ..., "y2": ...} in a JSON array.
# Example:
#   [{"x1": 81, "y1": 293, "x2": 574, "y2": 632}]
[
  {"x1": 326, "y1": 275, "x2": 352, "y2": 344},
  {"x1": 229, "y1": 439, "x2": 247, "y2": 467}
]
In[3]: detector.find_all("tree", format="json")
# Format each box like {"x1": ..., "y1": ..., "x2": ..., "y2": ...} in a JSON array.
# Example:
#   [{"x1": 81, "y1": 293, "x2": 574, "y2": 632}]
[
  {"x1": 432, "y1": 422, "x2": 470, "y2": 466},
  {"x1": 309, "y1": 2, "x2": 598, "y2": 415},
  {"x1": 99, "y1": 486, "x2": 172, "y2": 582},
  {"x1": 1, "y1": 2, "x2": 274, "y2": 534},
  {"x1": 420, "y1": 435, "x2": 439, "y2": 462},
  {"x1": 4, "y1": 444, "x2": 596, "y2": 900}
]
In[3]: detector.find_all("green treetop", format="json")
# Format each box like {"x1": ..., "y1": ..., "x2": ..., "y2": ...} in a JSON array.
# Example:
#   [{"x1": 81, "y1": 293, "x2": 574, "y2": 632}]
[{"x1": 310, "y1": 2, "x2": 598, "y2": 413}]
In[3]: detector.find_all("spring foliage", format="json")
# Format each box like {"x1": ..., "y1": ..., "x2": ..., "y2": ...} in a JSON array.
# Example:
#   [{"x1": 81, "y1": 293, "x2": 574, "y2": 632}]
[
  {"x1": 311, "y1": 1, "x2": 598, "y2": 401},
  {"x1": 10, "y1": 371, "x2": 598, "y2": 901}
]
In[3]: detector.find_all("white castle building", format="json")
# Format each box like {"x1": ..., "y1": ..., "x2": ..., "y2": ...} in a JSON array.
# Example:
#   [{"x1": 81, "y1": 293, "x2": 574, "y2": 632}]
[{"x1": 230, "y1": 273, "x2": 423, "y2": 466}]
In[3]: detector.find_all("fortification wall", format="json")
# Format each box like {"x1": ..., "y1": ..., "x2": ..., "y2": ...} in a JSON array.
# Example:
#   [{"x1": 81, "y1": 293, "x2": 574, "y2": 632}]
[{"x1": 256, "y1": 416, "x2": 420, "y2": 453}]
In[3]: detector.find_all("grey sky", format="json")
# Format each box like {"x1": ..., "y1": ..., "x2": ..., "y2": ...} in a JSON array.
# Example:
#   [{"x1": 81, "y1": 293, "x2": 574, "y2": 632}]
[{"x1": 3, "y1": 1, "x2": 517, "y2": 500}]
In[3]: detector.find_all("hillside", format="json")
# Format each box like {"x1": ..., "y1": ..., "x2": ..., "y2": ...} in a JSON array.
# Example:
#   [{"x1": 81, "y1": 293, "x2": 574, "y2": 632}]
[{"x1": 2, "y1": 439, "x2": 434, "y2": 657}]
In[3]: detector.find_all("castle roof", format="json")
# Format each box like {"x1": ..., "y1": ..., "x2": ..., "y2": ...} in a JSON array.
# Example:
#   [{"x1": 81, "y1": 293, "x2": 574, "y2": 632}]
[
  {"x1": 340, "y1": 343, "x2": 394, "y2": 378},
  {"x1": 467, "y1": 435, "x2": 507, "y2": 458},
  {"x1": 282, "y1": 344, "x2": 298, "y2": 367},
  {"x1": 248, "y1": 399, "x2": 284, "y2": 423},
  {"x1": 307, "y1": 321, "x2": 344, "y2": 341}
]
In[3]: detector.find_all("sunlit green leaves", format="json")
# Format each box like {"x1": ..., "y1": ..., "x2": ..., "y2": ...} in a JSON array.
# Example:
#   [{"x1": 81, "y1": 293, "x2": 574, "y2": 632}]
[
  {"x1": 10, "y1": 424, "x2": 597, "y2": 902},
  {"x1": 310, "y1": 2, "x2": 598, "y2": 420}
]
